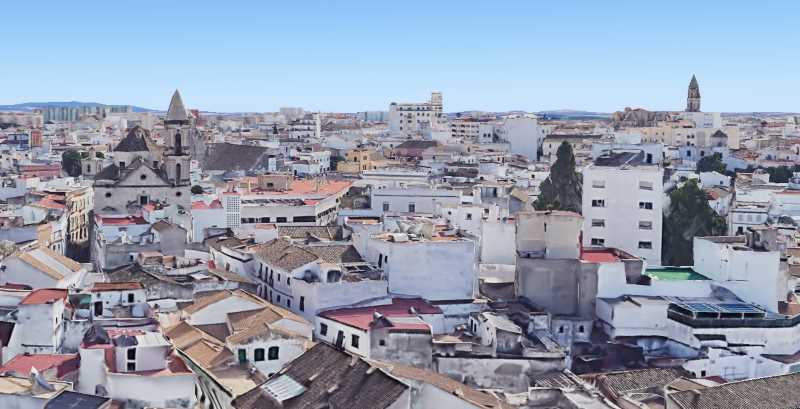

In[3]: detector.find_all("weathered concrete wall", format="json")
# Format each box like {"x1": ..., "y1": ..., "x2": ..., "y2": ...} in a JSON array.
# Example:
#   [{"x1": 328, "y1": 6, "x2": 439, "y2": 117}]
[
  {"x1": 516, "y1": 258, "x2": 598, "y2": 319},
  {"x1": 435, "y1": 357, "x2": 565, "y2": 393},
  {"x1": 370, "y1": 328, "x2": 433, "y2": 369}
]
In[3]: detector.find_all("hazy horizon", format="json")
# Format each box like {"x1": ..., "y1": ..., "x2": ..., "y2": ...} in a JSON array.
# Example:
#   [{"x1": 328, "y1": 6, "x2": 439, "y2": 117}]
[{"x1": 2, "y1": 1, "x2": 799, "y2": 113}]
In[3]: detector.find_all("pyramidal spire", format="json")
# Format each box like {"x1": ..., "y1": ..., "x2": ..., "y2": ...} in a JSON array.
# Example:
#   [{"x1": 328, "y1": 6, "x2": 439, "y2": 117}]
[
  {"x1": 689, "y1": 74, "x2": 698, "y2": 89},
  {"x1": 166, "y1": 89, "x2": 188, "y2": 122}
]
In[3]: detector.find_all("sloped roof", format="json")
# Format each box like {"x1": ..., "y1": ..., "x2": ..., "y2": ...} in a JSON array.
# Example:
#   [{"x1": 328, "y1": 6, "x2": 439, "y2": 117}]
[
  {"x1": 598, "y1": 367, "x2": 688, "y2": 398},
  {"x1": 254, "y1": 239, "x2": 363, "y2": 271},
  {"x1": 668, "y1": 372, "x2": 800, "y2": 409},
  {"x1": 166, "y1": 89, "x2": 188, "y2": 122},
  {"x1": 93, "y1": 163, "x2": 120, "y2": 181},
  {"x1": 182, "y1": 289, "x2": 264, "y2": 315},
  {"x1": 14, "y1": 247, "x2": 82, "y2": 281},
  {"x1": 203, "y1": 143, "x2": 273, "y2": 171},
  {"x1": 232, "y1": 343, "x2": 408, "y2": 409},
  {"x1": 372, "y1": 360, "x2": 514, "y2": 409},
  {"x1": 114, "y1": 126, "x2": 151, "y2": 152}
]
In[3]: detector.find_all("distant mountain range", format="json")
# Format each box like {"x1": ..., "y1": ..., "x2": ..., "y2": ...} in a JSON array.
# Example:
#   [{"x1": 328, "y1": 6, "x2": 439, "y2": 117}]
[
  {"x1": 535, "y1": 109, "x2": 611, "y2": 119},
  {"x1": 0, "y1": 101, "x2": 155, "y2": 113}
]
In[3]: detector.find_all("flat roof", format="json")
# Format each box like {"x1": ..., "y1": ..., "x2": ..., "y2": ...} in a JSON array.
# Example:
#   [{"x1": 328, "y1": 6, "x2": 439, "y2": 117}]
[{"x1": 645, "y1": 267, "x2": 709, "y2": 281}]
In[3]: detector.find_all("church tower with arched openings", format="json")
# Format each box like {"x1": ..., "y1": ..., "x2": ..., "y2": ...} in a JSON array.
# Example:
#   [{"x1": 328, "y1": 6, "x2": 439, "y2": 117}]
[
  {"x1": 163, "y1": 90, "x2": 192, "y2": 188},
  {"x1": 686, "y1": 75, "x2": 701, "y2": 112}
]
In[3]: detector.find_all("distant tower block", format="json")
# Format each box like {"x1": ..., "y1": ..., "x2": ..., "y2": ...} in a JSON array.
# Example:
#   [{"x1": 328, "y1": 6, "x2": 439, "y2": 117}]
[{"x1": 686, "y1": 75, "x2": 701, "y2": 112}]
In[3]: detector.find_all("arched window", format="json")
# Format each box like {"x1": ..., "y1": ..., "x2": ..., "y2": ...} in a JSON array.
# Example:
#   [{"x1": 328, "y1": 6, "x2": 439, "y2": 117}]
[
  {"x1": 175, "y1": 163, "x2": 182, "y2": 183},
  {"x1": 175, "y1": 131, "x2": 182, "y2": 154}
]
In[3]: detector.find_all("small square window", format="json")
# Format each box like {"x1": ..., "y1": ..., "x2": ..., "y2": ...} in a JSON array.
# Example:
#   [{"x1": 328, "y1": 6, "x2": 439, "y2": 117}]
[
  {"x1": 320, "y1": 323, "x2": 328, "y2": 336},
  {"x1": 351, "y1": 334, "x2": 360, "y2": 348},
  {"x1": 591, "y1": 219, "x2": 605, "y2": 228},
  {"x1": 638, "y1": 241, "x2": 653, "y2": 249}
]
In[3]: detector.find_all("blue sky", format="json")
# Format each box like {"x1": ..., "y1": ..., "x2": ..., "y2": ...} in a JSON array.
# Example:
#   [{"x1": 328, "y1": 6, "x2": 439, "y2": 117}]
[{"x1": 1, "y1": 1, "x2": 798, "y2": 113}]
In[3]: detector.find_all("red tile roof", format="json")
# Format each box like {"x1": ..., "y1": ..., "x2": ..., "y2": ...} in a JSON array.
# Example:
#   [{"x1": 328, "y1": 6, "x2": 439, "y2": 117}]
[
  {"x1": 319, "y1": 298, "x2": 442, "y2": 331},
  {"x1": 20, "y1": 289, "x2": 68, "y2": 305},
  {"x1": 0, "y1": 354, "x2": 79, "y2": 378},
  {"x1": 96, "y1": 215, "x2": 147, "y2": 226},
  {"x1": 89, "y1": 282, "x2": 143, "y2": 292},
  {"x1": 581, "y1": 248, "x2": 620, "y2": 263}
]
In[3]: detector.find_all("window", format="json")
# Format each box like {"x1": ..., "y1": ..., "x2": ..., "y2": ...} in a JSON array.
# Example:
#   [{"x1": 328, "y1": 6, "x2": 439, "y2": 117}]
[
  {"x1": 466, "y1": 213, "x2": 472, "y2": 221},
  {"x1": 408, "y1": 203, "x2": 416, "y2": 212},
  {"x1": 578, "y1": 325, "x2": 585, "y2": 333},
  {"x1": 268, "y1": 346, "x2": 279, "y2": 360},
  {"x1": 320, "y1": 323, "x2": 328, "y2": 336},
  {"x1": 591, "y1": 219, "x2": 605, "y2": 228},
  {"x1": 591, "y1": 199, "x2": 605, "y2": 208},
  {"x1": 238, "y1": 349, "x2": 247, "y2": 363},
  {"x1": 300, "y1": 296, "x2": 305, "y2": 312},
  {"x1": 127, "y1": 362, "x2": 136, "y2": 371},
  {"x1": 287, "y1": 277, "x2": 291, "y2": 285},
  {"x1": 277, "y1": 273, "x2": 281, "y2": 282},
  {"x1": 592, "y1": 180, "x2": 605, "y2": 188},
  {"x1": 254, "y1": 348, "x2": 265, "y2": 361},
  {"x1": 105, "y1": 192, "x2": 112, "y2": 198},
  {"x1": 351, "y1": 334, "x2": 360, "y2": 348},
  {"x1": 639, "y1": 181, "x2": 653, "y2": 190},
  {"x1": 127, "y1": 293, "x2": 134, "y2": 303},
  {"x1": 638, "y1": 241, "x2": 653, "y2": 249},
  {"x1": 379, "y1": 339, "x2": 386, "y2": 346},
  {"x1": 382, "y1": 202, "x2": 390, "y2": 211},
  {"x1": 591, "y1": 238, "x2": 605, "y2": 246},
  {"x1": 639, "y1": 221, "x2": 653, "y2": 230},
  {"x1": 127, "y1": 348, "x2": 136, "y2": 360},
  {"x1": 639, "y1": 201, "x2": 653, "y2": 210},
  {"x1": 286, "y1": 299, "x2": 291, "y2": 308},
  {"x1": 276, "y1": 217, "x2": 287, "y2": 223}
]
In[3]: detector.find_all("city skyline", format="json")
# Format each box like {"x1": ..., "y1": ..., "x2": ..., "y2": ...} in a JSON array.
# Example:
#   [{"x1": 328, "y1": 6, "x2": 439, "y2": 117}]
[{"x1": 2, "y1": 0, "x2": 799, "y2": 112}]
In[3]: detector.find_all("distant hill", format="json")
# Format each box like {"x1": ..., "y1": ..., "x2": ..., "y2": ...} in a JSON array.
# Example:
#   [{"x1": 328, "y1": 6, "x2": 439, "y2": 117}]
[
  {"x1": 536, "y1": 109, "x2": 611, "y2": 120},
  {"x1": 0, "y1": 101, "x2": 155, "y2": 113}
]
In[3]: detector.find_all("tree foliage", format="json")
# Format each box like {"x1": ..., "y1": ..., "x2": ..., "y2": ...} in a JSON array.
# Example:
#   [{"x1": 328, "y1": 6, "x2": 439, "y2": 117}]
[
  {"x1": 61, "y1": 150, "x2": 83, "y2": 177},
  {"x1": 191, "y1": 185, "x2": 204, "y2": 194},
  {"x1": 696, "y1": 153, "x2": 726, "y2": 174},
  {"x1": 662, "y1": 180, "x2": 726, "y2": 266},
  {"x1": 533, "y1": 141, "x2": 582, "y2": 213}
]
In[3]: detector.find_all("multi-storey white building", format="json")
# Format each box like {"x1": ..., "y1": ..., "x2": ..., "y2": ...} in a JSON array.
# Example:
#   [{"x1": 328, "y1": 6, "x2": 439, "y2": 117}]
[
  {"x1": 388, "y1": 92, "x2": 443, "y2": 135},
  {"x1": 582, "y1": 151, "x2": 664, "y2": 266}
]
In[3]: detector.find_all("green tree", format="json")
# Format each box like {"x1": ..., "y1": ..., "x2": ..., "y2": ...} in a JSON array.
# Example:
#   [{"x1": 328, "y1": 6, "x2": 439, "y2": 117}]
[
  {"x1": 662, "y1": 180, "x2": 726, "y2": 266},
  {"x1": 95, "y1": 151, "x2": 105, "y2": 159},
  {"x1": 766, "y1": 166, "x2": 793, "y2": 183},
  {"x1": 696, "y1": 153, "x2": 726, "y2": 174},
  {"x1": 533, "y1": 141, "x2": 582, "y2": 213},
  {"x1": 191, "y1": 185, "x2": 204, "y2": 194},
  {"x1": 61, "y1": 150, "x2": 83, "y2": 177}
]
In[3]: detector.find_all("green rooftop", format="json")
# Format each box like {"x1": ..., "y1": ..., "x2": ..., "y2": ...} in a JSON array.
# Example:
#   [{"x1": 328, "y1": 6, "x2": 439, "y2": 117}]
[{"x1": 645, "y1": 267, "x2": 709, "y2": 281}]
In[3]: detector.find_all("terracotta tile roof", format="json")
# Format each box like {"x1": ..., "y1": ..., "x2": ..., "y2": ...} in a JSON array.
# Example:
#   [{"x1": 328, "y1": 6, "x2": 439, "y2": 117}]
[
  {"x1": 0, "y1": 353, "x2": 79, "y2": 378},
  {"x1": 89, "y1": 282, "x2": 143, "y2": 292},
  {"x1": 319, "y1": 298, "x2": 442, "y2": 331},
  {"x1": 225, "y1": 305, "x2": 308, "y2": 345},
  {"x1": 164, "y1": 321, "x2": 232, "y2": 370},
  {"x1": 182, "y1": 289, "x2": 264, "y2": 315},
  {"x1": 20, "y1": 288, "x2": 68, "y2": 305}
]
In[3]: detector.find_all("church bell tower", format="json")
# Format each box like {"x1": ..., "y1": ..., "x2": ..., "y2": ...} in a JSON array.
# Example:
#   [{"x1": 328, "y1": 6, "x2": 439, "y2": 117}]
[
  {"x1": 686, "y1": 75, "x2": 701, "y2": 112},
  {"x1": 163, "y1": 90, "x2": 192, "y2": 187}
]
